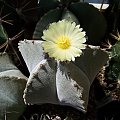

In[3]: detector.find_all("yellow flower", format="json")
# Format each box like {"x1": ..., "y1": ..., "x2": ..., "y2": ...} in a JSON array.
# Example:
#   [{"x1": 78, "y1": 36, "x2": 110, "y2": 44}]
[{"x1": 41, "y1": 20, "x2": 86, "y2": 61}]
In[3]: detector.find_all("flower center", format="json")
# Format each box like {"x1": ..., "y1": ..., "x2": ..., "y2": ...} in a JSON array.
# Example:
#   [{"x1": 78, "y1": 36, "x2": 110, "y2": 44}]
[{"x1": 56, "y1": 36, "x2": 71, "y2": 49}]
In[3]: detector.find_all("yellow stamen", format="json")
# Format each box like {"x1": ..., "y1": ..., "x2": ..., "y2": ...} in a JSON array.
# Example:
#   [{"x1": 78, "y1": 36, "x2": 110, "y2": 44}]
[{"x1": 56, "y1": 36, "x2": 71, "y2": 49}]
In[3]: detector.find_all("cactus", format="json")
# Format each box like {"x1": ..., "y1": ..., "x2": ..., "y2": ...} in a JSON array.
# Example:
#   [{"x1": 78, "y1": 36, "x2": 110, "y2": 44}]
[
  {"x1": 18, "y1": 40, "x2": 108, "y2": 112},
  {"x1": 0, "y1": 53, "x2": 27, "y2": 120},
  {"x1": 106, "y1": 41, "x2": 120, "y2": 81},
  {"x1": 0, "y1": 24, "x2": 8, "y2": 45}
]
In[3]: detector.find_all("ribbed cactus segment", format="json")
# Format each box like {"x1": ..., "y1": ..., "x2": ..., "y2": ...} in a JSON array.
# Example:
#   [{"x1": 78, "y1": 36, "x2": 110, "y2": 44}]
[
  {"x1": 33, "y1": 9, "x2": 62, "y2": 40},
  {"x1": 69, "y1": 2, "x2": 107, "y2": 45},
  {"x1": 18, "y1": 40, "x2": 45, "y2": 73},
  {"x1": 62, "y1": 9, "x2": 79, "y2": 24},
  {"x1": 38, "y1": 0, "x2": 59, "y2": 17},
  {"x1": 74, "y1": 46, "x2": 109, "y2": 84},
  {"x1": 56, "y1": 61, "x2": 90, "y2": 112},
  {"x1": 0, "y1": 24, "x2": 8, "y2": 45},
  {"x1": 23, "y1": 59, "x2": 58, "y2": 104},
  {"x1": 0, "y1": 53, "x2": 27, "y2": 120},
  {"x1": 106, "y1": 41, "x2": 120, "y2": 81},
  {"x1": 111, "y1": 41, "x2": 120, "y2": 62}
]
